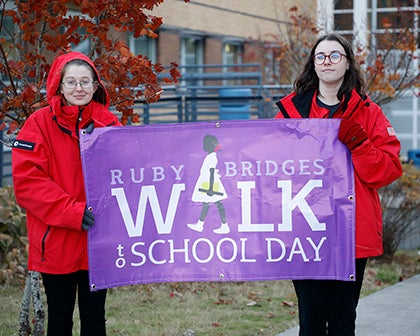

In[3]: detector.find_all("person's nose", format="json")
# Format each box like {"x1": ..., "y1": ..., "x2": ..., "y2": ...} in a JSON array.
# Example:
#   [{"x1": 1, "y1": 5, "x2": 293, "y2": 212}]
[{"x1": 323, "y1": 55, "x2": 332, "y2": 65}]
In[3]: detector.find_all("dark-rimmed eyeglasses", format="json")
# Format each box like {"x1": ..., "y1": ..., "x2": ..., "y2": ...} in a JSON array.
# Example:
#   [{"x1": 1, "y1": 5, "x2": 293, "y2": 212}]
[
  {"x1": 61, "y1": 79, "x2": 96, "y2": 89},
  {"x1": 313, "y1": 52, "x2": 347, "y2": 65}
]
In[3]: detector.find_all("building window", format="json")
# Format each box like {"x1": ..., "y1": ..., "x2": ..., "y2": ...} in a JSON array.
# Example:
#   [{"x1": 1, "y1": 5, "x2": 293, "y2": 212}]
[
  {"x1": 181, "y1": 36, "x2": 203, "y2": 75},
  {"x1": 59, "y1": 11, "x2": 91, "y2": 55},
  {"x1": 222, "y1": 41, "x2": 244, "y2": 85},
  {"x1": 335, "y1": 0, "x2": 352, "y2": 9},
  {"x1": 0, "y1": 11, "x2": 18, "y2": 61},
  {"x1": 129, "y1": 34, "x2": 157, "y2": 63},
  {"x1": 70, "y1": 26, "x2": 91, "y2": 55},
  {"x1": 333, "y1": 1, "x2": 419, "y2": 47},
  {"x1": 376, "y1": 0, "x2": 415, "y2": 7},
  {"x1": 332, "y1": 0, "x2": 419, "y2": 157},
  {"x1": 0, "y1": 12, "x2": 14, "y2": 40},
  {"x1": 262, "y1": 43, "x2": 281, "y2": 85},
  {"x1": 223, "y1": 42, "x2": 243, "y2": 65},
  {"x1": 334, "y1": 12, "x2": 353, "y2": 31}
]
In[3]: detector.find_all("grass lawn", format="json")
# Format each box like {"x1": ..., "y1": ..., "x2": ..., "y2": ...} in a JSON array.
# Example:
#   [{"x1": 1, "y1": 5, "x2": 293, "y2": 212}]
[{"x1": 1, "y1": 251, "x2": 418, "y2": 336}]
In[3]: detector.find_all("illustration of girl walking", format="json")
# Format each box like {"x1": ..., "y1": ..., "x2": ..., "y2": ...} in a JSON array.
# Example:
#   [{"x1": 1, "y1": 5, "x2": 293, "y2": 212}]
[{"x1": 188, "y1": 134, "x2": 229, "y2": 234}]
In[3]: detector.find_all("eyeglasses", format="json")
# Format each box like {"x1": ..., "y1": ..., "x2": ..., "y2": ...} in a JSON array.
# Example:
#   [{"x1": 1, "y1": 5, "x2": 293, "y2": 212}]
[
  {"x1": 313, "y1": 52, "x2": 347, "y2": 65},
  {"x1": 61, "y1": 78, "x2": 96, "y2": 89}
]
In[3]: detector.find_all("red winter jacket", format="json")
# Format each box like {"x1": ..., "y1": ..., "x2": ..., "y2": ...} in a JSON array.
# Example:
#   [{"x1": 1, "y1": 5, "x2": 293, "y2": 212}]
[
  {"x1": 12, "y1": 52, "x2": 121, "y2": 274},
  {"x1": 275, "y1": 89, "x2": 402, "y2": 258}
]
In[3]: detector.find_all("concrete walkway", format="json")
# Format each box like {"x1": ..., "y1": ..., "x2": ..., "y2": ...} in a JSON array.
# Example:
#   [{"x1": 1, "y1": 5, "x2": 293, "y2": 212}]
[{"x1": 277, "y1": 274, "x2": 420, "y2": 336}]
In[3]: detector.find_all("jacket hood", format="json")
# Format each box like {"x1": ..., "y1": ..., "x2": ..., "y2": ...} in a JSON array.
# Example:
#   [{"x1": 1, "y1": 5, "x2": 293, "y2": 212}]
[{"x1": 46, "y1": 52, "x2": 109, "y2": 107}]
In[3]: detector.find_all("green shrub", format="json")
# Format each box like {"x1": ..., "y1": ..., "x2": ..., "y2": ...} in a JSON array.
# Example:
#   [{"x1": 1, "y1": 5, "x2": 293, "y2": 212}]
[
  {"x1": 0, "y1": 186, "x2": 27, "y2": 285},
  {"x1": 375, "y1": 263, "x2": 400, "y2": 284},
  {"x1": 379, "y1": 162, "x2": 420, "y2": 257}
]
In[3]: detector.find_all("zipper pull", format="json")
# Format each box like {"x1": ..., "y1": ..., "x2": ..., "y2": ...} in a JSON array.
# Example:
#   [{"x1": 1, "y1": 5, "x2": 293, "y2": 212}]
[{"x1": 78, "y1": 106, "x2": 84, "y2": 121}]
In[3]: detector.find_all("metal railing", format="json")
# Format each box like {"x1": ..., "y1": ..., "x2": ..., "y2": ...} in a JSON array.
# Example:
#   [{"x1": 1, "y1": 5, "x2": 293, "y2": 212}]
[
  {"x1": 131, "y1": 64, "x2": 290, "y2": 124},
  {"x1": 1, "y1": 64, "x2": 291, "y2": 185}
]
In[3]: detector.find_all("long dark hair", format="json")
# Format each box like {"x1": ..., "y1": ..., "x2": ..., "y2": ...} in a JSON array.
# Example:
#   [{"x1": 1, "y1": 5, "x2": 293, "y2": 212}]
[{"x1": 294, "y1": 33, "x2": 367, "y2": 99}]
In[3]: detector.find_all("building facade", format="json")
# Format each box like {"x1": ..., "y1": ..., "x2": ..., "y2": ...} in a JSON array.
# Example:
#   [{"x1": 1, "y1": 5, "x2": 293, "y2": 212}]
[
  {"x1": 141, "y1": 0, "x2": 419, "y2": 158},
  {"x1": 1, "y1": 0, "x2": 419, "y2": 157},
  {"x1": 140, "y1": 0, "x2": 315, "y2": 82},
  {"x1": 321, "y1": 0, "x2": 419, "y2": 159}
]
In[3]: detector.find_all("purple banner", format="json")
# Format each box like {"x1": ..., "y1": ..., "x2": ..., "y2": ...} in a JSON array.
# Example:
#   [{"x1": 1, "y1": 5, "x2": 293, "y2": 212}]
[{"x1": 80, "y1": 119, "x2": 355, "y2": 291}]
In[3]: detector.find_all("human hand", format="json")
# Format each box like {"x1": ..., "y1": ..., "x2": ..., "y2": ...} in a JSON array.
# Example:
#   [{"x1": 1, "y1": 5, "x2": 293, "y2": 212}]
[
  {"x1": 338, "y1": 119, "x2": 368, "y2": 151},
  {"x1": 81, "y1": 207, "x2": 95, "y2": 231},
  {"x1": 85, "y1": 122, "x2": 94, "y2": 134}
]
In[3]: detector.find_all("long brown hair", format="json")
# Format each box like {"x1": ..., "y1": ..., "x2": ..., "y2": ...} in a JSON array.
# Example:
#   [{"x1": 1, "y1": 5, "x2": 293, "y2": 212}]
[{"x1": 294, "y1": 33, "x2": 367, "y2": 99}]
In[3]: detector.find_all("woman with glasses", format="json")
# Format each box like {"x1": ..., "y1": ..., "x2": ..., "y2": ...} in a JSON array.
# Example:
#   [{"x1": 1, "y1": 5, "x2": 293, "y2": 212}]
[
  {"x1": 275, "y1": 33, "x2": 402, "y2": 335},
  {"x1": 12, "y1": 52, "x2": 121, "y2": 336}
]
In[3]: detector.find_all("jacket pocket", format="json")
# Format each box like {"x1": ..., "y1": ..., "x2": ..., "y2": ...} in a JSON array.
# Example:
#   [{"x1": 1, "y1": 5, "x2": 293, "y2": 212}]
[{"x1": 41, "y1": 226, "x2": 51, "y2": 261}]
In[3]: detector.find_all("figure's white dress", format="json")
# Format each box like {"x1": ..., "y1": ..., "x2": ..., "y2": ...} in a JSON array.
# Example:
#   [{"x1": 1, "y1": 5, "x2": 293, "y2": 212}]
[{"x1": 191, "y1": 152, "x2": 227, "y2": 203}]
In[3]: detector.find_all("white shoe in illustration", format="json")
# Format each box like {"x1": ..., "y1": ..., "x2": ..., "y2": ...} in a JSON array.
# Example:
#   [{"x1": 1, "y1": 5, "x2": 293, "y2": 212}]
[
  {"x1": 188, "y1": 220, "x2": 204, "y2": 232},
  {"x1": 213, "y1": 223, "x2": 230, "y2": 234}
]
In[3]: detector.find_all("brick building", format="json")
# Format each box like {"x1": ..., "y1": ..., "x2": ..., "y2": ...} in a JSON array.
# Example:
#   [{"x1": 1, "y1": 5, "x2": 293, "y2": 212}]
[
  {"x1": 144, "y1": 0, "x2": 419, "y2": 158},
  {"x1": 126, "y1": 0, "x2": 314, "y2": 85},
  {"x1": 1, "y1": 0, "x2": 419, "y2": 157}
]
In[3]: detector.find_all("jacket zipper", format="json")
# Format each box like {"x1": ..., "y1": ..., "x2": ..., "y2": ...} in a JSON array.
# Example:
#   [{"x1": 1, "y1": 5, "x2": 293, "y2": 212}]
[
  {"x1": 41, "y1": 226, "x2": 51, "y2": 261},
  {"x1": 76, "y1": 107, "x2": 83, "y2": 135}
]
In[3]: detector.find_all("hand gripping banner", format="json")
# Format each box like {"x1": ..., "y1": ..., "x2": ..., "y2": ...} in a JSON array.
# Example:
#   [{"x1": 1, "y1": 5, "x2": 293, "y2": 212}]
[{"x1": 80, "y1": 119, "x2": 355, "y2": 291}]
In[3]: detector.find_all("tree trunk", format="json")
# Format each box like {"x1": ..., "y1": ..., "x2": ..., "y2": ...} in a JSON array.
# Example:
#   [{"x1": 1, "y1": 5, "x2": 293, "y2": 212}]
[{"x1": 19, "y1": 271, "x2": 45, "y2": 336}]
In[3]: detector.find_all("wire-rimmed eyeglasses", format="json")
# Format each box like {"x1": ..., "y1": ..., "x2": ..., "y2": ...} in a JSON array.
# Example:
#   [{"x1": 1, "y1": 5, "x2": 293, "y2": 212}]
[
  {"x1": 61, "y1": 78, "x2": 96, "y2": 89},
  {"x1": 313, "y1": 52, "x2": 347, "y2": 65}
]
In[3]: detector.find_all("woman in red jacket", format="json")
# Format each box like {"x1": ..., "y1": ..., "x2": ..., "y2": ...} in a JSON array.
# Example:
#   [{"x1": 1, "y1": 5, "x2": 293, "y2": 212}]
[
  {"x1": 12, "y1": 52, "x2": 121, "y2": 336},
  {"x1": 275, "y1": 33, "x2": 402, "y2": 335}
]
